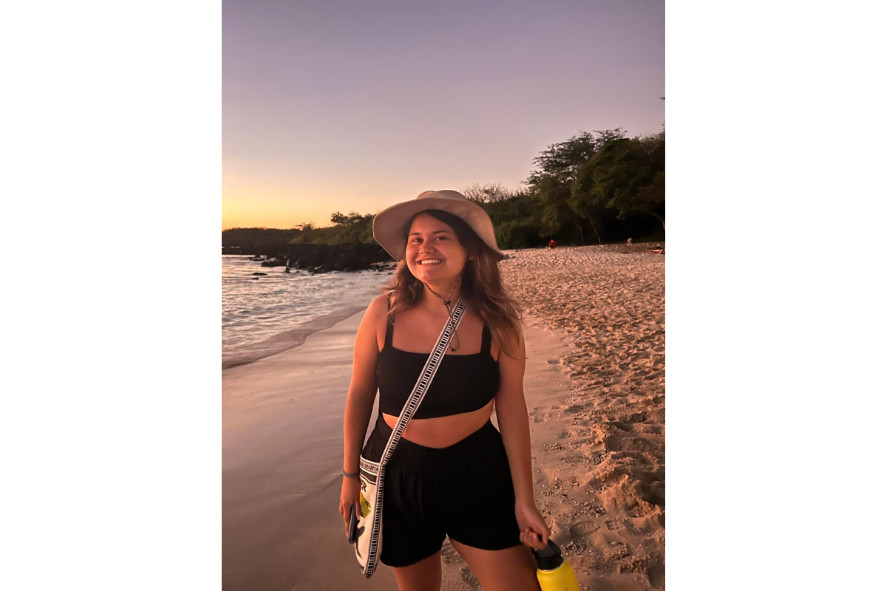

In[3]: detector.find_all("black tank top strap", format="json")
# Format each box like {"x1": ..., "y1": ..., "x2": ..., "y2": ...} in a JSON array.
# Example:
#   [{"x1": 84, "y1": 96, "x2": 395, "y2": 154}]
[
  {"x1": 384, "y1": 316, "x2": 394, "y2": 348},
  {"x1": 384, "y1": 293, "x2": 395, "y2": 348},
  {"x1": 481, "y1": 324, "x2": 492, "y2": 355}
]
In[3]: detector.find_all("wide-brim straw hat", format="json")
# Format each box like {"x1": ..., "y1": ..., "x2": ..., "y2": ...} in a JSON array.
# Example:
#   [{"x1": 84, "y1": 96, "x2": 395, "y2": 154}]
[{"x1": 372, "y1": 190, "x2": 505, "y2": 261}]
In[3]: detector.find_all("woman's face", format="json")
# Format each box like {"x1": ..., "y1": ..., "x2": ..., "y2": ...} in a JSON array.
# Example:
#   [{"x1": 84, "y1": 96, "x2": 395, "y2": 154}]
[{"x1": 405, "y1": 213, "x2": 469, "y2": 288}]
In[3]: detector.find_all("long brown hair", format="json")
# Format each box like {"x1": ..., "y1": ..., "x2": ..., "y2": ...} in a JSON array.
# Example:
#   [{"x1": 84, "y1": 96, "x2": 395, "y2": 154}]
[{"x1": 384, "y1": 209, "x2": 523, "y2": 356}]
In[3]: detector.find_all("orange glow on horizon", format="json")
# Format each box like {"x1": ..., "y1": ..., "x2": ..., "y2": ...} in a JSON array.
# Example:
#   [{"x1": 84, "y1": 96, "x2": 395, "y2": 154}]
[
  {"x1": 222, "y1": 200, "x2": 334, "y2": 230},
  {"x1": 222, "y1": 179, "x2": 419, "y2": 231},
  {"x1": 222, "y1": 183, "x2": 348, "y2": 230}
]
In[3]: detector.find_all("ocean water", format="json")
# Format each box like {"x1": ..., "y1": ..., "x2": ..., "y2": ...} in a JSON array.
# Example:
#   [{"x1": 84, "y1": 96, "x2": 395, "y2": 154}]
[{"x1": 221, "y1": 255, "x2": 394, "y2": 368}]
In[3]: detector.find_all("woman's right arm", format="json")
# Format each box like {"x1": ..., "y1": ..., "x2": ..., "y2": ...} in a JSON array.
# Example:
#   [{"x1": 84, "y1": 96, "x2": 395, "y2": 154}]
[{"x1": 339, "y1": 295, "x2": 387, "y2": 529}]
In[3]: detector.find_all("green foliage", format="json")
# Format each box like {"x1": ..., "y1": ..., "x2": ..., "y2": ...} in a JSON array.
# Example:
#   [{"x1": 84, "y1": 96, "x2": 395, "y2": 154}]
[
  {"x1": 462, "y1": 183, "x2": 514, "y2": 203},
  {"x1": 524, "y1": 128, "x2": 665, "y2": 241},
  {"x1": 534, "y1": 175, "x2": 576, "y2": 239},
  {"x1": 526, "y1": 129, "x2": 626, "y2": 187},
  {"x1": 329, "y1": 211, "x2": 375, "y2": 244},
  {"x1": 478, "y1": 191, "x2": 546, "y2": 249},
  {"x1": 223, "y1": 211, "x2": 376, "y2": 250},
  {"x1": 519, "y1": 128, "x2": 663, "y2": 244},
  {"x1": 576, "y1": 132, "x2": 665, "y2": 230},
  {"x1": 222, "y1": 227, "x2": 301, "y2": 247},
  {"x1": 287, "y1": 211, "x2": 376, "y2": 245},
  {"x1": 494, "y1": 218, "x2": 542, "y2": 249}
]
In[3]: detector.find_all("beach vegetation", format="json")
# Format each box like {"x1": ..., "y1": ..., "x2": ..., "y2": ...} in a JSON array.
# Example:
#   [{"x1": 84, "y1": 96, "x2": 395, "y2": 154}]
[
  {"x1": 527, "y1": 129, "x2": 626, "y2": 185},
  {"x1": 573, "y1": 132, "x2": 665, "y2": 231},
  {"x1": 326, "y1": 211, "x2": 375, "y2": 244},
  {"x1": 462, "y1": 182, "x2": 514, "y2": 203},
  {"x1": 518, "y1": 128, "x2": 665, "y2": 245},
  {"x1": 467, "y1": 129, "x2": 665, "y2": 247}
]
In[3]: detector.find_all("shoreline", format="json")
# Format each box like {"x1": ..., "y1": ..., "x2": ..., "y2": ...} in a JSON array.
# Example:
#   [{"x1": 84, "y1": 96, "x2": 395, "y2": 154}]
[
  {"x1": 221, "y1": 242, "x2": 663, "y2": 370},
  {"x1": 222, "y1": 304, "x2": 369, "y2": 369},
  {"x1": 223, "y1": 310, "x2": 399, "y2": 590}
]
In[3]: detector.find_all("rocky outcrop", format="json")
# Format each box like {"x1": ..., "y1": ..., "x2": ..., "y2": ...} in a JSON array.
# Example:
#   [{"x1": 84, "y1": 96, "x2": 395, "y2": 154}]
[{"x1": 223, "y1": 243, "x2": 393, "y2": 273}]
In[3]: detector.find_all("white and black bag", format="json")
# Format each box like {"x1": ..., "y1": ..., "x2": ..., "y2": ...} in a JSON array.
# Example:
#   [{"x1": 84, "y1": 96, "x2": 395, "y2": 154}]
[{"x1": 353, "y1": 298, "x2": 466, "y2": 577}]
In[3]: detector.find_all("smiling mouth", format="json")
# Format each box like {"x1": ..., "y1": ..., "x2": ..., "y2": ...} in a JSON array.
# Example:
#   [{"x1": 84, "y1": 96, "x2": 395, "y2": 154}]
[{"x1": 418, "y1": 259, "x2": 442, "y2": 265}]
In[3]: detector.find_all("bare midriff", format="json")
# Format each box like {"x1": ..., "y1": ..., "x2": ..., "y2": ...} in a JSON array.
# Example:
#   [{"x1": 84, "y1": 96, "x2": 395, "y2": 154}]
[{"x1": 382, "y1": 399, "x2": 495, "y2": 448}]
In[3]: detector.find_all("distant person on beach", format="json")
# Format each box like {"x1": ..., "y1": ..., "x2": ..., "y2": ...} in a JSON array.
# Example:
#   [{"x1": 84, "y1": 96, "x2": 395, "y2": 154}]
[
  {"x1": 548, "y1": 239, "x2": 558, "y2": 249},
  {"x1": 340, "y1": 190, "x2": 550, "y2": 590}
]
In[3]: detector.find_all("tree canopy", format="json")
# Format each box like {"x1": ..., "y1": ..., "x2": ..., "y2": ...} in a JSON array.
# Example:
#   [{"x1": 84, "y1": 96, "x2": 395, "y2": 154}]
[{"x1": 572, "y1": 132, "x2": 665, "y2": 233}]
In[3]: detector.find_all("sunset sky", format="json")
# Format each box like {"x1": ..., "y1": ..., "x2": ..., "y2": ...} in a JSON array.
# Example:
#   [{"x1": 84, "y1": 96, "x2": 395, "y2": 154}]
[{"x1": 223, "y1": 0, "x2": 664, "y2": 229}]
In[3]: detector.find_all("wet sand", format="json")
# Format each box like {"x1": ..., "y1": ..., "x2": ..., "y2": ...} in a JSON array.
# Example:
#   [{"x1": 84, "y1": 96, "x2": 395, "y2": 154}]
[
  {"x1": 223, "y1": 243, "x2": 665, "y2": 590},
  {"x1": 223, "y1": 312, "x2": 399, "y2": 590}
]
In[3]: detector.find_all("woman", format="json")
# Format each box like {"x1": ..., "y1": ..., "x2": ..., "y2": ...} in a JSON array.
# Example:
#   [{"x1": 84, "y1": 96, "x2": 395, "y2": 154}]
[{"x1": 339, "y1": 190, "x2": 550, "y2": 591}]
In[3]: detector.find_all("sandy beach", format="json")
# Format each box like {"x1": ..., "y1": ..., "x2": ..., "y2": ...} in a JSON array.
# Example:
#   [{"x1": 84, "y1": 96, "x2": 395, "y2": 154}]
[
  {"x1": 502, "y1": 244, "x2": 665, "y2": 590},
  {"x1": 222, "y1": 243, "x2": 665, "y2": 590}
]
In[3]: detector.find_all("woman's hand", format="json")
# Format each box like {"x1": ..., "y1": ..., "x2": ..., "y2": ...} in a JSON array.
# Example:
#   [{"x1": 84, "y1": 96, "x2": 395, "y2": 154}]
[
  {"x1": 339, "y1": 476, "x2": 362, "y2": 534},
  {"x1": 516, "y1": 501, "x2": 550, "y2": 551}
]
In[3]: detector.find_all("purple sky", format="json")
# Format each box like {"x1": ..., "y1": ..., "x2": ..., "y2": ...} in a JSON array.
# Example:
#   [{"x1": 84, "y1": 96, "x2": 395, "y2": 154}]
[{"x1": 223, "y1": 0, "x2": 664, "y2": 229}]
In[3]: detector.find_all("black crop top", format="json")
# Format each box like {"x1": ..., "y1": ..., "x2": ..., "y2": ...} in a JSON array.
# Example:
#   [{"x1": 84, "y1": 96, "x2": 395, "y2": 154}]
[{"x1": 376, "y1": 316, "x2": 500, "y2": 419}]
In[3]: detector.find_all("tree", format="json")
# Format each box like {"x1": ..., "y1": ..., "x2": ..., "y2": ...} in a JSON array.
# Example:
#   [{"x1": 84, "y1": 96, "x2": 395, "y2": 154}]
[
  {"x1": 288, "y1": 222, "x2": 317, "y2": 244},
  {"x1": 481, "y1": 190, "x2": 545, "y2": 249},
  {"x1": 523, "y1": 129, "x2": 630, "y2": 244},
  {"x1": 462, "y1": 183, "x2": 513, "y2": 203},
  {"x1": 535, "y1": 174, "x2": 587, "y2": 243},
  {"x1": 574, "y1": 133, "x2": 665, "y2": 232},
  {"x1": 567, "y1": 169, "x2": 607, "y2": 245},
  {"x1": 526, "y1": 129, "x2": 626, "y2": 188},
  {"x1": 329, "y1": 211, "x2": 375, "y2": 244}
]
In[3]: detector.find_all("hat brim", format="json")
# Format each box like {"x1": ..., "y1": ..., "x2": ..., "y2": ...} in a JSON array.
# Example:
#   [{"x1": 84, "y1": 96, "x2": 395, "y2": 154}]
[{"x1": 372, "y1": 195, "x2": 505, "y2": 261}]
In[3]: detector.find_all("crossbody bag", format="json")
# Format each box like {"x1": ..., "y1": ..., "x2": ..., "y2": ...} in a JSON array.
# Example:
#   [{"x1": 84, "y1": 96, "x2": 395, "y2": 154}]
[{"x1": 353, "y1": 297, "x2": 466, "y2": 577}]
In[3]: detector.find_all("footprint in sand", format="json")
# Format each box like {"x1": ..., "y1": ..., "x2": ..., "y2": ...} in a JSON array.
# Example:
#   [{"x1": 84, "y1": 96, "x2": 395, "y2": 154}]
[
  {"x1": 635, "y1": 476, "x2": 665, "y2": 507},
  {"x1": 603, "y1": 540, "x2": 630, "y2": 561},
  {"x1": 647, "y1": 561, "x2": 666, "y2": 588},
  {"x1": 605, "y1": 519, "x2": 623, "y2": 531},
  {"x1": 569, "y1": 520, "x2": 601, "y2": 540}
]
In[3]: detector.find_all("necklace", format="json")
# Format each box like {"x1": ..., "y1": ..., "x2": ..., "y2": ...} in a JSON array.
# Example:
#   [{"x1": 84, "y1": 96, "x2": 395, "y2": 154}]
[{"x1": 424, "y1": 282, "x2": 461, "y2": 352}]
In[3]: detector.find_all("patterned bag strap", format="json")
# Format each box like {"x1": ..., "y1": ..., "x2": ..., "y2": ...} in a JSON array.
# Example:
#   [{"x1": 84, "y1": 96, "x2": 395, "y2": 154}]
[{"x1": 377, "y1": 297, "x2": 466, "y2": 467}]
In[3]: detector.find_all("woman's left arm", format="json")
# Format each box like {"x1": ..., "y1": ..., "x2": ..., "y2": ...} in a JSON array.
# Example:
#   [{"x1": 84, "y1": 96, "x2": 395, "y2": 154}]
[{"x1": 495, "y1": 328, "x2": 551, "y2": 550}]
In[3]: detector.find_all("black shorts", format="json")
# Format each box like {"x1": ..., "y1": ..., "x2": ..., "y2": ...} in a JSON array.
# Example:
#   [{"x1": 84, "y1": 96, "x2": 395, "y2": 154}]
[{"x1": 362, "y1": 416, "x2": 521, "y2": 567}]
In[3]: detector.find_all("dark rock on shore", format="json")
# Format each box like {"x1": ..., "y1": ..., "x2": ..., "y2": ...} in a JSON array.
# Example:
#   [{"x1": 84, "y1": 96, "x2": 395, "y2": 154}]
[{"x1": 223, "y1": 243, "x2": 392, "y2": 273}]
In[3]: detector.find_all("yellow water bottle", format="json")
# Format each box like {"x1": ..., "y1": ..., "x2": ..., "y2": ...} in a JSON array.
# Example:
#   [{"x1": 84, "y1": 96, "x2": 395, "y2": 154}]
[{"x1": 533, "y1": 540, "x2": 581, "y2": 591}]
